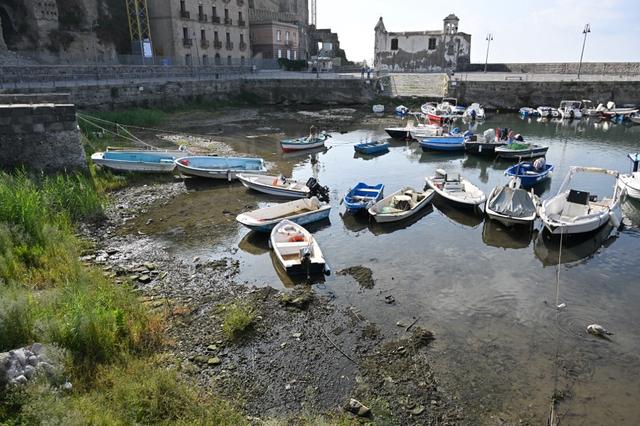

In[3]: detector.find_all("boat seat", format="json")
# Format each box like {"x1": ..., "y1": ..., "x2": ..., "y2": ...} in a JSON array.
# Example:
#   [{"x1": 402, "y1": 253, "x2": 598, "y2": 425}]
[
  {"x1": 277, "y1": 241, "x2": 311, "y2": 255},
  {"x1": 560, "y1": 190, "x2": 590, "y2": 220}
]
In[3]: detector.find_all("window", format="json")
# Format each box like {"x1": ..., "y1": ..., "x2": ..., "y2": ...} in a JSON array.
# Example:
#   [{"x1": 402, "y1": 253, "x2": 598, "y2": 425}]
[
  {"x1": 277, "y1": 49, "x2": 282, "y2": 58},
  {"x1": 183, "y1": 27, "x2": 189, "y2": 39},
  {"x1": 215, "y1": 53, "x2": 221, "y2": 65},
  {"x1": 238, "y1": 11, "x2": 243, "y2": 21},
  {"x1": 428, "y1": 38, "x2": 437, "y2": 50},
  {"x1": 390, "y1": 38, "x2": 398, "y2": 50},
  {"x1": 212, "y1": 6, "x2": 217, "y2": 17},
  {"x1": 214, "y1": 31, "x2": 219, "y2": 41},
  {"x1": 285, "y1": 31, "x2": 290, "y2": 42},
  {"x1": 201, "y1": 29, "x2": 206, "y2": 40},
  {"x1": 227, "y1": 55, "x2": 232, "y2": 65},
  {"x1": 226, "y1": 32, "x2": 230, "y2": 43},
  {"x1": 276, "y1": 30, "x2": 281, "y2": 42},
  {"x1": 198, "y1": 4, "x2": 203, "y2": 17},
  {"x1": 241, "y1": 56, "x2": 245, "y2": 65},
  {"x1": 224, "y1": 8, "x2": 229, "y2": 19},
  {"x1": 180, "y1": 0, "x2": 186, "y2": 12},
  {"x1": 240, "y1": 34, "x2": 244, "y2": 43},
  {"x1": 202, "y1": 54, "x2": 208, "y2": 65},
  {"x1": 185, "y1": 54, "x2": 192, "y2": 66},
  {"x1": 293, "y1": 50, "x2": 297, "y2": 60},
  {"x1": 287, "y1": 49, "x2": 291, "y2": 60}
]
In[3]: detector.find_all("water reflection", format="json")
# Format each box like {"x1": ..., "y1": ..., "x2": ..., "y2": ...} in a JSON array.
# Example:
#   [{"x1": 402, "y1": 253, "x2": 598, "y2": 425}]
[
  {"x1": 432, "y1": 198, "x2": 483, "y2": 228},
  {"x1": 368, "y1": 205, "x2": 435, "y2": 236},
  {"x1": 482, "y1": 219, "x2": 535, "y2": 249},
  {"x1": 533, "y1": 225, "x2": 618, "y2": 267}
]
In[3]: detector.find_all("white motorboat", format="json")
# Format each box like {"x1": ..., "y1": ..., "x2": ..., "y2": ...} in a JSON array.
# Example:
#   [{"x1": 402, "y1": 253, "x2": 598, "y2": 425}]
[
  {"x1": 238, "y1": 174, "x2": 310, "y2": 198},
  {"x1": 280, "y1": 132, "x2": 329, "y2": 152},
  {"x1": 408, "y1": 124, "x2": 444, "y2": 140},
  {"x1": 463, "y1": 103, "x2": 486, "y2": 120},
  {"x1": 558, "y1": 100, "x2": 583, "y2": 120},
  {"x1": 372, "y1": 104, "x2": 385, "y2": 113},
  {"x1": 485, "y1": 178, "x2": 539, "y2": 226},
  {"x1": 618, "y1": 153, "x2": 640, "y2": 200},
  {"x1": 537, "y1": 106, "x2": 559, "y2": 118},
  {"x1": 236, "y1": 196, "x2": 331, "y2": 232},
  {"x1": 630, "y1": 113, "x2": 640, "y2": 125},
  {"x1": 368, "y1": 186, "x2": 435, "y2": 223},
  {"x1": 539, "y1": 166, "x2": 623, "y2": 235},
  {"x1": 270, "y1": 219, "x2": 326, "y2": 276},
  {"x1": 425, "y1": 169, "x2": 486, "y2": 207}
]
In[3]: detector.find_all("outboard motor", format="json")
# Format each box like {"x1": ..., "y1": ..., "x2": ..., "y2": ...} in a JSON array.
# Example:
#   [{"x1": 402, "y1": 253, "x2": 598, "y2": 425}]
[{"x1": 306, "y1": 177, "x2": 330, "y2": 203}]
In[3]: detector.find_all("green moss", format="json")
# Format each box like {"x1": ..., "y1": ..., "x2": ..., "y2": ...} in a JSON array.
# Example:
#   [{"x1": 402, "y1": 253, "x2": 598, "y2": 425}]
[{"x1": 222, "y1": 303, "x2": 255, "y2": 340}]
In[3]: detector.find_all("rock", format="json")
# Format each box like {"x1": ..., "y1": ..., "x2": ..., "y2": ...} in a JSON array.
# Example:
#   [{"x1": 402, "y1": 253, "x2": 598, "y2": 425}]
[
  {"x1": 338, "y1": 266, "x2": 375, "y2": 289},
  {"x1": 207, "y1": 357, "x2": 222, "y2": 366},
  {"x1": 62, "y1": 381, "x2": 73, "y2": 391},
  {"x1": 207, "y1": 344, "x2": 219, "y2": 352},
  {"x1": 345, "y1": 398, "x2": 372, "y2": 418},
  {"x1": 23, "y1": 365, "x2": 36, "y2": 379},
  {"x1": 193, "y1": 256, "x2": 200, "y2": 263},
  {"x1": 13, "y1": 375, "x2": 28, "y2": 385},
  {"x1": 412, "y1": 327, "x2": 435, "y2": 347},
  {"x1": 292, "y1": 332, "x2": 302, "y2": 339},
  {"x1": 280, "y1": 289, "x2": 313, "y2": 310},
  {"x1": 143, "y1": 262, "x2": 156, "y2": 271},
  {"x1": 409, "y1": 405, "x2": 425, "y2": 415},
  {"x1": 138, "y1": 274, "x2": 151, "y2": 283},
  {"x1": 11, "y1": 349, "x2": 26, "y2": 366},
  {"x1": 106, "y1": 248, "x2": 119, "y2": 255},
  {"x1": 396, "y1": 321, "x2": 406, "y2": 327},
  {"x1": 385, "y1": 295, "x2": 396, "y2": 304}
]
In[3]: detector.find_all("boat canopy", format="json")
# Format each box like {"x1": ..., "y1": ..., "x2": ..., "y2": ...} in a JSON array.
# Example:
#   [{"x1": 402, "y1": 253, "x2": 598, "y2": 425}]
[
  {"x1": 488, "y1": 186, "x2": 536, "y2": 218},
  {"x1": 557, "y1": 166, "x2": 620, "y2": 195}
]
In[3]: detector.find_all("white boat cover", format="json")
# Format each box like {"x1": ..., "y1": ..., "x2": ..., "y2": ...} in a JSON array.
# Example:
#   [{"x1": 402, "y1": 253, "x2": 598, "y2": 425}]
[{"x1": 488, "y1": 186, "x2": 536, "y2": 218}]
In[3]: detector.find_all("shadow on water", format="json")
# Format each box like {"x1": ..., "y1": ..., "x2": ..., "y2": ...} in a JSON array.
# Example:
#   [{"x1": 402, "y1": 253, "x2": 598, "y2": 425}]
[
  {"x1": 432, "y1": 197, "x2": 483, "y2": 228},
  {"x1": 533, "y1": 224, "x2": 618, "y2": 267}
]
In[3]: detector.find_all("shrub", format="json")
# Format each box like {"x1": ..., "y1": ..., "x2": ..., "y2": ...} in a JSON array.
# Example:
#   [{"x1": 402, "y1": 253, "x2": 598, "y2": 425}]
[
  {"x1": 222, "y1": 303, "x2": 255, "y2": 340},
  {"x1": 278, "y1": 58, "x2": 308, "y2": 71},
  {"x1": 0, "y1": 286, "x2": 36, "y2": 351}
]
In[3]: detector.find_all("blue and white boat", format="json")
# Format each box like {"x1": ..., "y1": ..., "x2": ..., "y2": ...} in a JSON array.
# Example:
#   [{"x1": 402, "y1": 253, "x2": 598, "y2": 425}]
[
  {"x1": 175, "y1": 156, "x2": 267, "y2": 180},
  {"x1": 280, "y1": 132, "x2": 329, "y2": 152},
  {"x1": 420, "y1": 129, "x2": 472, "y2": 152},
  {"x1": 343, "y1": 182, "x2": 385, "y2": 212},
  {"x1": 505, "y1": 161, "x2": 554, "y2": 188},
  {"x1": 354, "y1": 141, "x2": 390, "y2": 155},
  {"x1": 91, "y1": 148, "x2": 188, "y2": 173},
  {"x1": 236, "y1": 197, "x2": 331, "y2": 232}
]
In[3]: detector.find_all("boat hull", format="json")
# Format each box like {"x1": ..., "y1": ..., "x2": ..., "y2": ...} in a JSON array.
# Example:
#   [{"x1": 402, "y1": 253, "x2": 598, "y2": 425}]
[
  {"x1": 385, "y1": 128, "x2": 410, "y2": 139},
  {"x1": 464, "y1": 141, "x2": 507, "y2": 155},
  {"x1": 485, "y1": 186, "x2": 537, "y2": 227},
  {"x1": 354, "y1": 143, "x2": 389, "y2": 155},
  {"x1": 91, "y1": 151, "x2": 183, "y2": 173},
  {"x1": 619, "y1": 174, "x2": 640, "y2": 199},
  {"x1": 175, "y1": 156, "x2": 267, "y2": 180},
  {"x1": 505, "y1": 163, "x2": 554, "y2": 188},
  {"x1": 270, "y1": 220, "x2": 325, "y2": 276},
  {"x1": 425, "y1": 177, "x2": 486, "y2": 207},
  {"x1": 343, "y1": 183, "x2": 384, "y2": 212},
  {"x1": 495, "y1": 146, "x2": 549, "y2": 159},
  {"x1": 237, "y1": 174, "x2": 309, "y2": 198},
  {"x1": 420, "y1": 136, "x2": 465, "y2": 152},
  {"x1": 237, "y1": 205, "x2": 331, "y2": 232},
  {"x1": 368, "y1": 188, "x2": 435, "y2": 223},
  {"x1": 280, "y1": 139, "x2": 326, "y2": 152}
]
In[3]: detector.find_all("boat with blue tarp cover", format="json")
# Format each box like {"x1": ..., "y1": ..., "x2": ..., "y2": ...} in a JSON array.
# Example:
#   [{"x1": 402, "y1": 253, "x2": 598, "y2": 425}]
[{"x1": 354, "y1": 141, "x2": 390, "y2": 155}]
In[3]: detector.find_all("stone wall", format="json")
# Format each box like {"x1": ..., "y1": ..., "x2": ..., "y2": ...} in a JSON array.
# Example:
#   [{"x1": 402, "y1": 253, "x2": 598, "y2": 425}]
[
  {"x1": 461, "y1": 62, "x2": 640, "y2": 75},
  {"x1": 0, "y1": 95, "x2": 86, "y2": 171},
  {"x1": 447, "y1": 80, "x2": 640, "y2": 110}
]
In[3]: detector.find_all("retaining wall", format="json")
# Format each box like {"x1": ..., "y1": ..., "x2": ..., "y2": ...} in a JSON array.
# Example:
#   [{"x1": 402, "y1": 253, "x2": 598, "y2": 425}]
[{"x1": 461, "y1": 62, "x2": 640, "y2": 75}]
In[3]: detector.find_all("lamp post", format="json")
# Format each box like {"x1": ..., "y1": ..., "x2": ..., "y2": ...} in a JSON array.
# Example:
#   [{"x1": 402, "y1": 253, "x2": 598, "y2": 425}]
[
  {"x1": 484, "y1": 33, "x2": 493, "y2": 73},
  {"x1": 577, "y1": 23, "x2": 591, "y2": 79}
]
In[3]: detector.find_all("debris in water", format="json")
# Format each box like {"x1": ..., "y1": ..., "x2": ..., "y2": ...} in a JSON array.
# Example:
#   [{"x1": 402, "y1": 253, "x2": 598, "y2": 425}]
[
  {"x1": 556, "y1": 302, "x2": 566, "y2": 310},
  {"x1": 338, "y1": 265, "x2": 375, "y2": 289},
  {"x1": 384, "y1": 295, "x2": 396, "y2": 304},
  {"x1": 587, "y1": 324, "x2": 613, "y2": 337}
]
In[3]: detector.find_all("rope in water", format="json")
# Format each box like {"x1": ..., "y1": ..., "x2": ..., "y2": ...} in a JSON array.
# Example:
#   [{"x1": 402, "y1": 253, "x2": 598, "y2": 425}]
[{"x1": 548, "y1": 228, "x2": 564, "y2": 426}]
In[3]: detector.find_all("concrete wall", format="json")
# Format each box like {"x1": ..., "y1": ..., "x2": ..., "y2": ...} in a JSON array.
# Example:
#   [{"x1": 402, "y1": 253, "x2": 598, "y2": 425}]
[
  {"x1": 447, "y1": 80, "x2": 640, "y2": 110},
  {"x1": 461, "y1": 62, "x2": 640, "y2": 75},
  {"x1": 0, "y1": 95, "x2": 86, "y2": 172}
]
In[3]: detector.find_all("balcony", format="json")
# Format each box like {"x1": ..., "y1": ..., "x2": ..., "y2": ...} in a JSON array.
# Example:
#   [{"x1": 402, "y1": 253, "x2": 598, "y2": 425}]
[
  {"x1": 201, "y1": 39, "x2": 210, "y2": 49},
  {"x1": 238, "y1": 19, "x2": 246, "y2": 27},
  {"x1": 212, "y1": 16, "x2": 220, "y2": 24},
  {"x1": 198, "y1": 13, "x2": 207, "y2": 22},
  {"x1": 224, "y1": 18, "x2": 232, "y2": 25},
  {"x1": 213, "y1": 40, "x2": 222, "y2": 49},
  {"x1": 239, "y1": 41, "x2": 247, "y2": 51},
  {"x1": 180, "y1": 10, "x2": 190, "y2": 19},
  {"x1": 225, "y1": 42, "x2": 234, "y2": 50},
  {"x1": 183, "y1": 38, "x2": 193, "y2": 47}
]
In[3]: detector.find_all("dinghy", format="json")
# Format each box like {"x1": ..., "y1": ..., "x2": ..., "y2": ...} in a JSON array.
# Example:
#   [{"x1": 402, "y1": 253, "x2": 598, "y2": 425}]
[
  {"x1": 420, "y1": 129, "x2": 472, "y2": 152},
  {"x1": 485, "y1": 179, "x2": 539, "y2": 226},
  {"x1": 354, "y1": 141, "x2": 389, "y2": 155},
  {"x1": 421, "y1": 102, "x2": 455, "y2": 124},
  {"x1": 236, "y1": 196, "x2": 331, "y2": 232},
  {"x1": 504, "y1": 159, "x2": 554, "y2": 188},
  {"x1": 280, "y1": 132, "x2": 329, "y2": 152},
  {"x1": 368, "y1": 187, "x2": 435, "y2": 223},
  {"x1": 618, "y1": 153, "x2": 640, "y2": 200},
  {"x1": 495, "y1": 142, "x2": 549, "y2": 159},
  {"x1": 237, "y1": 174, "x2": 328, "y2": 199},
  {"x1": 343, "y1": 182, "x2": 385, "y2": 212},
  {"x1": 539, "y1": 166, "x2": 623, "y2": 235},
  {"x1": 425, "y1": 169, "x2": 486, "y2": 207},
  {"x1": 175, "y1": 156, "x2": 266, "y2": 180},
  {"x1": 407, "y1": 124, "x2": 443, "y2": 140},
  {"x1": 91, "y1": 148, "x2": 187, "y2": 173},
  {"x1": 270, "y1": 219, "x2": 326, "y2": 276},
  {"x1": 464, "y1": 128, "x2": 507, "y2": 155}
]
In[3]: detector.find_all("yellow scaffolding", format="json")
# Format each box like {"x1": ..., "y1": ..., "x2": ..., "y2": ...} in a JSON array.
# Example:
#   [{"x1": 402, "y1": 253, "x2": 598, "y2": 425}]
[{"x1": 125, "y1": 0, "x2": 153, "y2": 57}]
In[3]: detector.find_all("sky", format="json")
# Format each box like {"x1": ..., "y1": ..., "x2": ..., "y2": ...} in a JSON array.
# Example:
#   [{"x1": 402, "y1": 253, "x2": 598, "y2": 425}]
[{"x1": 316, "y1": 0, "x2": 640, "y2": 64}]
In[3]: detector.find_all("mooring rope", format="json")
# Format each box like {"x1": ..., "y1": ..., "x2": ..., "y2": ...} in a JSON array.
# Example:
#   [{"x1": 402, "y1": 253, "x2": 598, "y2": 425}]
[{"x1": 548, "y1": 227, "x2": 565, "y2": 426}]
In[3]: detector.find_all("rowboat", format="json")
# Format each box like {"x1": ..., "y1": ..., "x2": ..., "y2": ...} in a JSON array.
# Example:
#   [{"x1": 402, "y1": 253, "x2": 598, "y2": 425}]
[
  {"x1": 237, "y1": 174, "x2": 310, "y2": 198},
  {"x1": 485, "y1": 179, "x2": 539, "y2": 226},
  {"x1": 270, "y1": 219, "x2": 326, "y2": 276},
  {"x1": 504, "y1": 161, "x2": 554, "y2": 188},
  {"x1": 343, "y1": 182, "x2": 385, "y2": 212},
  {"x1": 91, "y1": 148, "x2": 187, "y2": 173},
  {"x1": 354, "y1": 141, "x2": 389, "y2": 155},
  {"x1": 236, "y1": 197, "x2": 331, "y2": 232},
  {"x1": 280, "y1": 132, "x2": 329, "y2": 153},
  {"x1": 618, "y1": 153, "x2": 640, "y2": 199},
  {"x1": 495, "y1": 143, "x2": 549, "y2": 159},
  {"x1": 175, "y1": 156, "x2": 266, "y2": 180},
  {"x1": 538, "y1": 166, "x2": 622, "y2": 235},
  {"x1": 368, "y1": 187, "x2": 435, "y2": 223},
  {"x1": 420, "y1": 129, "x2": 472, "y2": 152},
  {"x1": 425, "y1": 169, "x2": 486, "y2": 207}
]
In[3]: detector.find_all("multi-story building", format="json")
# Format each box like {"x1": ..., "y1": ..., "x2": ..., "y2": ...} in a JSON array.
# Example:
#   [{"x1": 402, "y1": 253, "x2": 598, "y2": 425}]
[
  {"x1": 248, "y1": 0, "x2": 309, "y2": 60},
  {"x1": 250, "y1": 21, "x2": 299, "y2": 60},
  {"x1": 148, "y1": 0, "x2": 251, "y2": 66}
]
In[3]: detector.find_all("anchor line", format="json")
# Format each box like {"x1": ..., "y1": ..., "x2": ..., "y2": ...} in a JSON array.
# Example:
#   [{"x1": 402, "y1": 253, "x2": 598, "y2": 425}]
[{"x1": 548, "y1": 228, "x2": 565, "y2": 426}]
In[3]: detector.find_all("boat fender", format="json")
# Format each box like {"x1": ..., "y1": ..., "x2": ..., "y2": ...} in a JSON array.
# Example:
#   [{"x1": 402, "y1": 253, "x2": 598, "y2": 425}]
[
  {"x1": 179, "y1": 159, "x2": 190, "y2": 166},
  {"x1": 609, "y1": 211, "x2": 621, "y2": 229}
]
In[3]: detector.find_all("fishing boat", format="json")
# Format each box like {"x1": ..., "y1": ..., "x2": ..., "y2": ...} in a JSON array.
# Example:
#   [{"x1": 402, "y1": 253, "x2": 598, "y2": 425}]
[
  {"x1": 236, "y1": 197, "x2": 331, "y2": 232},
  {"x1": 538, "y1": 166, "x2": 623, "y2": 235},
  {"x1": 464, "y1": 128, "x2": 507, "y2": 155},
  {"x1": 280, "y1": 132, "x2": 329, "y2": 153},
  {"x1": 439, "y1": 97, "x2": 465, "y2": 116},
  {"x1": 343, "y1": 182, "x2": 385, "y2": 212},
  {"x1": 425, "y1": 169, "x2": 486, "y2": 207},
  {"x1": 270, "y1": 219, "x2": 326, "y2": 276},
  {"x1": 175, "y1": 156, "x2": 266, "y2": 180},
  {"x1": 368, "y1": 187, "x2": 435, "y2": 223},
  {"x1": 495, "y1": 142, "x2": 549, "y2": 159},
  {"x1": 237, "y1": 174, "x2": 328, "y2": 199},
  {"x1": 485, "y1": 179, "x2": 539, "y2": 226},
  {"x1": 420, "y1": 128, "x2": 472, "y2": 152},
  {"x1": 463, "y1": 103, "x2": 486, "y2": 120},
  {"x1": 504, "y1": 160, "x2": 554, "y2": 188},
  {"x1": 385, "y1": 113, "x2": 436, "y2": 139},
  {"x1": 407, "y1": 124, "x2": 443, "y2": 140},
  {"x1": 354, "y1": 140, "x2": 390, "y2": 155},
  {"x1": 558, "y1": 100, "x2": 583, "y2": 120},
  {"x1": 91, "y1": 148, "x2": 187, "y2": 173},
  {"x1": 618, "y1": 153, "x2": 640, "y2": 200}
]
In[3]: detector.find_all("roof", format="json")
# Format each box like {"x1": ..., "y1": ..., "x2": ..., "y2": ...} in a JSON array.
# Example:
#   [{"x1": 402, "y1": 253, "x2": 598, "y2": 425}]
[{"x1": 444, "y1": 13, "x2": 459, "y2": 21}]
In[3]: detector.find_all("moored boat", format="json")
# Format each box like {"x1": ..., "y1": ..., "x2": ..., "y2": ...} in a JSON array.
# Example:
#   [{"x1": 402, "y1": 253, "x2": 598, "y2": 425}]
[
  {"x1": 495, "y1": 142, "x2": 549, "y2": 159},
  {"x1": 558, "y1": 100, "x2": 583, "y2": 120},
  {"x1": 91, "y1": 148, "x2": 188, "y2": 173},
  {"x1": 354, "y1": 140, "x2": 390, "y2": 155},
  {"x1": 237, "y1": 174, "x2": 327, "y2": 199},
  {"x1": 236, "y1": 197, "x2": 331, "y2": 232},
  {"x1": 519, "y1": 107, "x2": 540, "y2": 118},
  {"x1": 343, "y1": 182, "x2": 385, "y2": 212},
  {"x1": 504, "y1": 159, "x2": 554, "y2": 188},
  {"x1": 464, "y1": 128, "x2": 507, "y2": 155},
  {"x1": 280, "y1": 132, "x2": 329, "y2": 153},
  {"x1": 368, "y1": 186, "x2": 435, "y2": 223},
  {"x1": 618, "y1": 153, "x2": 640, "y2": 200},
  {"x1": 485, "y1": 179, "x2": 539, "y2": 226},
  {"x1": 175, "y1": 156, "x2": 267, "y2": 180},
  {"x1": 425, "y1": 169, "x2": 486, "y2": 207},
  {"x1": 463, "y1": 103, "x2": 485, "y2": 120},
  {"x1": 420, "y1": 128, "x2": 472, "y2": 152},
  {"x1": 270, "y1": 219, "x2": 326, "y2": 276}
]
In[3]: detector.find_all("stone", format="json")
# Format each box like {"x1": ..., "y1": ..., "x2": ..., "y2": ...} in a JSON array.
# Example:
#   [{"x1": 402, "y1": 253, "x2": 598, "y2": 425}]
[
  {"x1": 138, "y1": 275, "x2": 151, "y2": 283},
  {"x1": 292, "y1": 332, "x2": 302, "y2": 339},
  {"x1": 143, "y1": 262, "x2": 156, "y2": 271},
  {"x1": 30, "y1": 343, "x2": 44, "y2": 355},
  {"x1": 208, "y1": 357, "x2": 222, "y2": 366},
  {"x1": 63, "y1": 381, "x2": 73, "y2": 391},
  {"x1": 13, "y1": 375, "x2": 28, "y2": 385},
  {"x1": 23, "y1": 365, "x2": 36, "y2": 379},
  {"x1": 345, "y1": 398, "x2": 371, "y2": 418},
  {"x1": 11, "y1": 349, "x2": 26, "y2": 366},
  {"x1": 409, "y1": 405, "x2": 425, "y2": 415},
  {"x1": 207, "y1": 344, "x2": 219, "y2": 352}
]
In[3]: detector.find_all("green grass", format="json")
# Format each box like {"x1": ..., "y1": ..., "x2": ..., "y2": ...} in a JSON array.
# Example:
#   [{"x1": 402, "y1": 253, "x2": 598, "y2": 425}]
[{"x1": 222, "y1": 303, "x2": 255, "y2": 340}]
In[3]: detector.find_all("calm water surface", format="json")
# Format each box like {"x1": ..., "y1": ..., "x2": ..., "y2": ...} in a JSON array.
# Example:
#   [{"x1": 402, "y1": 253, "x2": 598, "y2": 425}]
[{"x1": 138, "y1": 113, "x2": 640, "y2": 424}]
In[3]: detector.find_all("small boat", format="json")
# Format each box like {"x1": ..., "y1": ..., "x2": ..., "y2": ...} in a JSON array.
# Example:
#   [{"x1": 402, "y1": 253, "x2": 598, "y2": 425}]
[
  {"x1": 504, "y1": 160, "x2": 554, "y2": 188},
  {"x1": 463, "y1": 103, "x2": 485, "y2": 120},
  {"x1": 343, "y1": 182, "x2": 385, "y2": 212},
  {"x1": 464, "y1": 128, "x2": 507, "y2": 155},
  {"x1": 421, "y1": 102, "x2": 455, "y2": 124},
  {"x1": 91, "y1": 148, "x2": 187, "y2": 173},
  {"x1": 385, "y1": 113, "x2": 437, "y2": 139},
  {"x1": 630, "y1": 113, "x2": 640, "y2": 125},
  {"x1": 368, "y1": 186, "x2": 435, "y2": 223},
  {"x1": 485, "y1": 179, "x2": 539, "y2": 226},
  {"x1": 558, "y1": 100, "x2": 583, "y2": 120},
  {"x1": 395, "y1": 105, "x2": 409, "y2": 115},
  {"x1": 495, "y1": 142, "x2": 549, "y2": 159},
  {"x1": 270, "y1": 219, "x2": 326, "y2": 276},
  {"x1": 175, "y1": 156, "x2": 266, "y2": 180},
  {"x1": 519, "y1": 107, "x2": 540, "y2": 118},
  {"x1": 420, "y1": 129, "x2": 472, "y2": 152},
  {"x1": 280, "y1": 132, "x2": 329, "y2": 153},
  {"x1": 537, "y1": 106, "x2": 559, "y2": 118},
  {"x1": 439, "y1": 97, "x2": 465, "y2": 116},
  {"x1": 237, "y1": 174, "x2": 315, "y2": 199},
  {"x1": 425, "y1": 169, "x2": 486, "y2": 207},
  {"x1": 618, "y1": 153, "x2": 640, "y2": 200},
  {"x1": 236, "y1": 196, "x2": 331, "y2": 232},
  {"x1": 539, "y1": 166, "x2": 623, "y2": 235},
  {"x1": 354, "y1": 140, "x2": 390, "y2": 155},
  {"x1": 407, "y1": 124, "x2": 443, "y2": 140},
  {"x1": 372, "y1": 104, "x2": 385, "y2": 113}
]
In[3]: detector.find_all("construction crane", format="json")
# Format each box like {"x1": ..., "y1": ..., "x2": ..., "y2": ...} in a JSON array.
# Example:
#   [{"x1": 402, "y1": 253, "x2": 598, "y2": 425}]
[
  {"x1": 125, "y1": 0, "x2": 153, "y2": 61},
  {"x1": 310, "y1": 0, "x2": 316, "y2": 27}
]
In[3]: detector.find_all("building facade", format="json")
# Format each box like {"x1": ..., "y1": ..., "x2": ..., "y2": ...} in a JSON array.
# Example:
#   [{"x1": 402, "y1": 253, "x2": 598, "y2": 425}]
[
  {"x1": 374, "y1": 14, "x2": 471, "y2": 72},
  {"x1": 248, "y1": 0, "x2": 308, "y2": 59},
  {"x1": 250, "y1": 21, "x2": 299, "y2": 60},
  {"x1": 148, "y1": 0, "x2": 250, "y2": 66}
]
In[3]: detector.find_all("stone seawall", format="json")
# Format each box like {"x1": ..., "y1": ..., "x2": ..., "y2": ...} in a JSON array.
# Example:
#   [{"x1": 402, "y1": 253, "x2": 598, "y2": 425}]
[
  {"x1": 461, "y1": 62, "x2": 640, "y2": 75},
  {"x1": 447, "y1": 80, "x2": 640, "y2": 110}
]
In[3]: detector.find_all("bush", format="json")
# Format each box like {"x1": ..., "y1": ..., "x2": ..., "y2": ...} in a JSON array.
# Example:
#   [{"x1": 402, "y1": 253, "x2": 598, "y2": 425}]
[
  {"x1": 222, "y1": 303, "x2": 255, "y2": 340},
  {"x1": 277, "y1": 58, "x2": 308, "y2": 71},
  {"x1": 0, "y1": 287, "x2": 36, "y2": 350}
]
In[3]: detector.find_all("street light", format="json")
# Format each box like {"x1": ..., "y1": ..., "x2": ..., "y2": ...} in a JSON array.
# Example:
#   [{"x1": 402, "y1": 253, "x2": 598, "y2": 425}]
[
  {"x1": 484, "y1": 33, "x2": 493, "y2": 73},
  {"x1": 577, "y1": 23, "x2": 591, "y2": 79}
]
